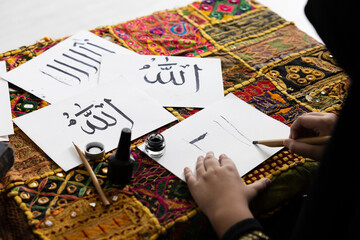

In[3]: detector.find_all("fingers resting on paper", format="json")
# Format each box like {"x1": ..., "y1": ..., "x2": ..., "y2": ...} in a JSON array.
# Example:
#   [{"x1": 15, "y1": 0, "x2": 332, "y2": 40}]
[{"x1": 183, "y1": 152, "x2": 271, "y2": 238}]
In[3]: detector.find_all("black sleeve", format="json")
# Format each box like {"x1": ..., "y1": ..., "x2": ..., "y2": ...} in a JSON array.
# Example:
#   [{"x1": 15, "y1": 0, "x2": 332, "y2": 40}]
[{"x1": 221, "y1": 218, "x2": 267, "y2": 240}]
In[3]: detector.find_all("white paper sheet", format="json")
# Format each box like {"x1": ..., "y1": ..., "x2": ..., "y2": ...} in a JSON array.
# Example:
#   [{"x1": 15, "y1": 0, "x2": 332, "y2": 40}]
[
  {"x1": 0, "y1": 136, "x2": 9, "y2": 141},
  {"x1": 14, "y1": 79, "x2": 177, "y2": 171},
  {"x1": 2, "y1": 31, "x2": 136, "y2": 104},
  {"x1": 139, "y1": 93, "x2": 290, "y2": 181},
  {"x1": 0, "y1": 61, "x2": 13, "y2": 140},
  {"x1": 100, "y1": 54, "x2": 224, "y2": 108}
]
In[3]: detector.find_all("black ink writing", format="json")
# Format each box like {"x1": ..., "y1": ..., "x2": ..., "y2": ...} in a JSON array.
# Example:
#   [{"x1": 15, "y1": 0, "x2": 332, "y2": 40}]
[
  {"x1": 41, "y1": 37, "x2": 115, "y2": 86},
  {"x1": 74, "y1": 104, "x2": 93, "y2": 117},
  {"x1": 81, "y1": 112, "x2": 117, "y2": 135},
  {"x1": 219, "y1": 115, "x2": 252, "y2": 144},
  {"x1": 193, "y1": 64, "x2": 202, "y2": 92},
  {"x1": 62, "y1": 98, "x2": 134, "y2": 135},
  {"x1": 63, "y1": 53, "x2": 98, "y2": 73},
  {"x1": 184, "y1": 132, "x2": 209, "y2": 153},
  {"x1": 139, "y1": 57, "x2": 202, "y2": 93},
  {"x1": 189, "y1": 132, "x2": 208, "y2": 144},
  {"x1": 103, "y1": 98, "x2": 134, "y2": 129},
  {"x1": 185, "y1": 115, "x2": 251, "y2": 154},
  {"x1": 45, "y1": 64, "x2": 81, "y2": 84}
]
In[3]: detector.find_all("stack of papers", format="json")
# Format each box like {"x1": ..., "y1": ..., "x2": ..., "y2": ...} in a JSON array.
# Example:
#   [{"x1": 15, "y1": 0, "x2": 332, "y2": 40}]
[{"x1": 0, "y1": 31, "x2": 289, "y2": 179}]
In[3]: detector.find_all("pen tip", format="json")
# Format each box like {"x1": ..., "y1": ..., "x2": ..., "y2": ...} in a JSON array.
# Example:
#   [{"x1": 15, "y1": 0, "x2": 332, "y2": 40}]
[
  {"x1": 252, "y1": 141, "x2": 258, "y2": 144},
  {"x1": 72, "y1": 142, "x2": 79, "y2": 149}
]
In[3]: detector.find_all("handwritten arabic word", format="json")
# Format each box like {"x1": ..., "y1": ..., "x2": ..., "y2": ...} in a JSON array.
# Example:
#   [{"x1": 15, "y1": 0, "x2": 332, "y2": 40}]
[
  {"x1": 41, "y1": 38, "x2": 115, "y2": 86},
  {"x1": 63, "y1": 98, "x2": 134, "y2": 135},
  {"x1": 139, "y1": 57, "x2": 203, "y2": 92}
]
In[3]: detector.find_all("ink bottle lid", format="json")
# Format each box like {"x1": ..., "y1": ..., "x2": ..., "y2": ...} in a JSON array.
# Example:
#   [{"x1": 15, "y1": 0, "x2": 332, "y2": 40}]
[
  {"x1": 145, "y1": 132, "x2": 166, "y2": 158},
  {"x1": 85, "y1": 142, "x2": 105, "y2": 160}
]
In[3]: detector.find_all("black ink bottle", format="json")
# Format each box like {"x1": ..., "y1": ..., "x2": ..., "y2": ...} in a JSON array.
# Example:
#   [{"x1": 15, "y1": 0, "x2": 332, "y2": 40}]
[
  {"x1": 108, "y1": 128, "x2": 134, "y2": 185},
  {"x1": 145, "y1": 132, "x2": 166, "y2": 158}
]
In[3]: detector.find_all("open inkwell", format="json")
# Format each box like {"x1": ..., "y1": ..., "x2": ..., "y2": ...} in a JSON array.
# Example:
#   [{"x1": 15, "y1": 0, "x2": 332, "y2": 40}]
[
  {"x1": 145, "y1": 132, "x2": 166, "y2": 158},
  {"x1": 84, "y1": 142, "x2": 105, "y2": 160}
]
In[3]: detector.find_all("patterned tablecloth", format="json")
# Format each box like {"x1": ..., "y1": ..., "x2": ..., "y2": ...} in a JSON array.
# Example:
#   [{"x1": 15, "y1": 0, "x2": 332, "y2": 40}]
[{"x1": 0, "y1": 0, "x2": 348, "y2": 239}]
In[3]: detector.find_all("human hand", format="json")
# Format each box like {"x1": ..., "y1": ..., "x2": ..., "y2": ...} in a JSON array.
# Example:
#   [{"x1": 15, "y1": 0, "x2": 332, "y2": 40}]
[
  {"x1": 184, "y1": 152, "x2": 271, "y2": 238},
  {"x1": 284, "y1": 112, "x2": 337, "y2": 160}
]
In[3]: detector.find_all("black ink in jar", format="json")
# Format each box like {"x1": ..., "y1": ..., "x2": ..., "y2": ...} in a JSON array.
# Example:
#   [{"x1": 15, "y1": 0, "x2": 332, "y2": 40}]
[{"x1": 145, "y1": 132, "x2": 166, "y2": 158}]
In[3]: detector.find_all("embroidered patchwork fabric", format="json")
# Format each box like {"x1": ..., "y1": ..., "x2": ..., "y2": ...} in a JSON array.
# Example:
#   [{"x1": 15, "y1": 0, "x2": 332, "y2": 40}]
[
  {"x1": 32, "y1": 191, "x2": 162, "y2": 240},
  {"x1": 225, "y1": 24, "x2": 321, "y2": 69},
  {"x1": 111, "y1": 10, "x2": 215, "y2": 56},
  {"x1": 0, "y1": 0, "x2": 349, "y2": 239},
  {"x1": 260, "y1": 46, "x2": 349, "y2": 112},
  {"x1": 202, "y1": 8, "x2": 287, "y2": 46}
]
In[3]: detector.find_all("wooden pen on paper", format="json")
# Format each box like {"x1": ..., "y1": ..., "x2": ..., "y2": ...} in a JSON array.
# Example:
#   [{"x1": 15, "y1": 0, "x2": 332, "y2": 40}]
[
  {"x1": 72, "y1": 142, "x2": 110, "y2": 207},
  {"x1": 252, "y1": 136, "x2": 331, "y2": 147}
]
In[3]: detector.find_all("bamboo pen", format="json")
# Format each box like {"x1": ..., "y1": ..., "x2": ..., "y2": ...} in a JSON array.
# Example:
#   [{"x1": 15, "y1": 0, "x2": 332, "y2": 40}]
[
  {"x1": 252, "y1": 135, "x2": 331, "y2": 147},
  {"x1": 72, "y1": 142, "x2": 110, "y2": 207}
]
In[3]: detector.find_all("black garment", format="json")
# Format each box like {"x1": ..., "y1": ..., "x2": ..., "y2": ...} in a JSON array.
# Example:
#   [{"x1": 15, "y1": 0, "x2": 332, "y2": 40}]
[
  {"x1": 221, "y1": 219, "x2": 265, "y2": 240},
  {"x1": 291, "y1": 0, "x2": 360, "y2": 238},
  {"x1": 223, "y1": 0, "x2": 360, "y2": 239}
]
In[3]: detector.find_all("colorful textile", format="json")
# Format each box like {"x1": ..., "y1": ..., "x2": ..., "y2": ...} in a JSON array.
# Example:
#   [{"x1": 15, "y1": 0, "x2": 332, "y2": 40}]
[
  {"x1": 232, "y1": 76, "x2": 309, "y2": 125},
  {"x1": 0, "y1": 0, "x2": 349, "y2": 239},
  {"x1": 0, "y1": 128, "x2": 58, "y2": 188},
  {"x1": 260, "y1": 46, "x2": 349, "y2": 112},
  {"x1": 33, "y1": 191, "x2": 162, "y2": 240},
  {"x1": 202, "y1": 7, "x2": 287, "y2": 46},
  {"x1": 111, "y1": 10, "x2": 215, "y2": 56},
  {"x1": 225, "y1": 24, "x2": 321, "y2": 69},
  {"x1": 191, "y1": 0, "x2": 257, "y2": 21}
]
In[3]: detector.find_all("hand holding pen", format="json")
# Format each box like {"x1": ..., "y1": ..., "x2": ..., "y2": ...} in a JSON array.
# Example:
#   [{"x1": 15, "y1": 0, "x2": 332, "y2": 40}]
[{"x1": 254, "y1": 113, "x2": 338, "y2": 161}]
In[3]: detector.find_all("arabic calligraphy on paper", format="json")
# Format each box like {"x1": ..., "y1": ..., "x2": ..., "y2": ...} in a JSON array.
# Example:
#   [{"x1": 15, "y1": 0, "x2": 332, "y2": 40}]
[
  {"x1": 139, "y1": 56, "x2": 203, "y2": 93},
  {"x1": 63, "y1": 98, "x2": 134, "y2": 135}
]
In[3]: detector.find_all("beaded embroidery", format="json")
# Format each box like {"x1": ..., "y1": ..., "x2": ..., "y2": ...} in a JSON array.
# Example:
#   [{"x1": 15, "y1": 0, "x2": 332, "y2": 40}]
[{"x1": 33, "y1": 191, "x2": 162, "y2": 240}]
